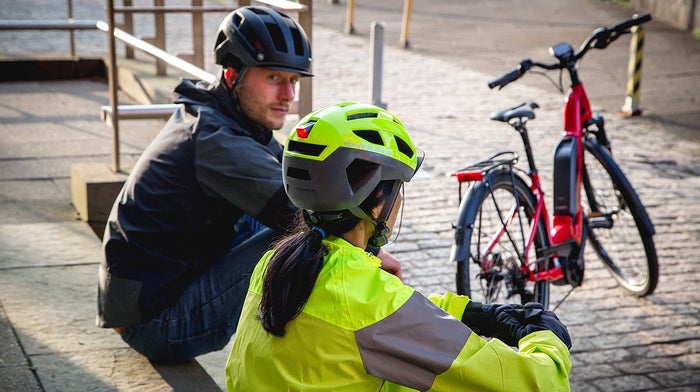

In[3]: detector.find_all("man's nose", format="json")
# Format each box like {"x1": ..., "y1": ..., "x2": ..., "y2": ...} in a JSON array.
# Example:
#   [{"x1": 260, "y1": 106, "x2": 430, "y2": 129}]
[{"x1": 279, "y1": 80, "x2": 296, "y2": 101}]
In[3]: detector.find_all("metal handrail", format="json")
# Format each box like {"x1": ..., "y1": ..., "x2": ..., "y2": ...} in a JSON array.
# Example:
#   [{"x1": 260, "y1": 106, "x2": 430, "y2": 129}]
[
  {"x1": 112, "y1": 1, "x2": 307, "y2": 13},
  {"x1": 0, "y1": 20, "x2": 99, "y2": 30},
  {"x1": 101, "y1": 104, "x2": 181, "y2": 121},
  {"x1": 0, "y1": 19, "x2": 216, "y2": 85},
  {"x1": 2, "y1": 0, "x2": 312, "y2": 172},
  {"x1": 95, "y1": 20, "x2": 217, "y2": 84},
  {"x1": 113, "y1": 6, "x2": 236, "y2": 13}
]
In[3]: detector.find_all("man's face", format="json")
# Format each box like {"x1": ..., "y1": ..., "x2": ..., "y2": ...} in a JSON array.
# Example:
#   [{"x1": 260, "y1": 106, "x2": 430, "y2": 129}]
[{"x1": 235, "y1": 67, "x2": 300, "y2": 130}]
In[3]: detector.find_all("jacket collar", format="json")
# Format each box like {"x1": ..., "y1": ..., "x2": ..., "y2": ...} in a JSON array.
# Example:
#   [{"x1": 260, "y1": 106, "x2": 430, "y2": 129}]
[{"x1": 174, "y1": 77, "x2": 273, "y2": 145}]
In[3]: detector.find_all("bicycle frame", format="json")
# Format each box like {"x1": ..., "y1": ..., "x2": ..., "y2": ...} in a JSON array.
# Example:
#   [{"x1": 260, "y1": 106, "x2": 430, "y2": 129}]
[
  {"x1": 534, "y1": 81, "x2": 593, "y2": 283},
  {"x1": 455, "y1": 80, "x2": 594, "y2": 287},
  {"x1": 551, "y1": 82, "x2": 592, "y2": 247},
  {"x1": 453, "y1": 13, "x2": 656, "y2": 302}
]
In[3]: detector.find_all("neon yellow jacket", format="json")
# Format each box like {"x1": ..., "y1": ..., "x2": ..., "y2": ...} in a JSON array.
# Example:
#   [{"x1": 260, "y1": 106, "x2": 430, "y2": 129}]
[{"x1": 226, "y1": 237, "x2": 571, "y2": 391}]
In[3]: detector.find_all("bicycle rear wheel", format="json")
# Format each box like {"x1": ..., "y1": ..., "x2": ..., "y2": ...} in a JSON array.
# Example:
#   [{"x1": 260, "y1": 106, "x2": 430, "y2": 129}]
[
  {"x1": 452, "y1": 170, "x2": 551, "y2": 307},
  {"x1": 583, "y1": 139, "x2": 659, "y2": 296}
]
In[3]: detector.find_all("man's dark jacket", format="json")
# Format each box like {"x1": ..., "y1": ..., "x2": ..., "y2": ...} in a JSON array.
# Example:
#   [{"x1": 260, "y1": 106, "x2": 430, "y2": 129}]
[{"x1": 97, "y1": 78, "x2": 296, "y2": 327}]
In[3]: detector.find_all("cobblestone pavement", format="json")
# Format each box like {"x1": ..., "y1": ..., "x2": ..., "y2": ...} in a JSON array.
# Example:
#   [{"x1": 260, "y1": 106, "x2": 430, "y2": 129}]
[{"x1": 1, "y1": 0, "x2": 699, "y2": 390}]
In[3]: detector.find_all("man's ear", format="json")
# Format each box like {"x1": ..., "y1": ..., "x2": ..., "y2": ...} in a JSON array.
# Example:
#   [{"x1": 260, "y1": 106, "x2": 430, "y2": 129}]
[{"x1": 224, "y1": 67, "x2": 237, "y2": 89}]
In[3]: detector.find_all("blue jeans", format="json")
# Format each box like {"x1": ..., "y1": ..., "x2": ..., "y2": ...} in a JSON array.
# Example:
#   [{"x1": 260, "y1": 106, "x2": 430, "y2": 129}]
[{"x1": 120, "y1": 223, "x2": 276, "y2": 364}]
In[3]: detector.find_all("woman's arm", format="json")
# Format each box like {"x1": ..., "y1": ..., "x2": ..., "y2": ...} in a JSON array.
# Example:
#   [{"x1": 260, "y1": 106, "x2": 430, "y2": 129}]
[{"x1": 356, "y1": 292, "x2": 571, "y2": 391}]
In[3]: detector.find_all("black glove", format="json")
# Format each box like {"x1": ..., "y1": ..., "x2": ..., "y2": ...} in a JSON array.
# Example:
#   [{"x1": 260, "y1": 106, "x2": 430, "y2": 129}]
[
  {"x1": 461, "y1": 301, "x2": 522, "y2": 346},
  {"x1": 462, "y1": 302, "x2": 572, "y2": 349},
  {"x1": 495, "y1": 302, "x2": 572, "y2": 349}
]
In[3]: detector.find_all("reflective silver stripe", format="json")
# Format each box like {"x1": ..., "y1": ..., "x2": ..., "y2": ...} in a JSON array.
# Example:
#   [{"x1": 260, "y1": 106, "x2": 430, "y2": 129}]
[{"x1": 355, "y1": 291, "x2": 471, "y2": 390}]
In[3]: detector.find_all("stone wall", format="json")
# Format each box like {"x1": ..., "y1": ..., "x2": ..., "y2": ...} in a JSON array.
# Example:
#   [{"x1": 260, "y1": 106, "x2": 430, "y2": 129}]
[{"x1": 632, "y1": 0, "x2": 699, "y2": 30}]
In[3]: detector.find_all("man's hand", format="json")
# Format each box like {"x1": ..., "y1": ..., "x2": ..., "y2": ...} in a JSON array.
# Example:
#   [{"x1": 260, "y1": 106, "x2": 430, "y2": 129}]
[{"x1": 376, "y1": 248, "x2": 403, "y2": 280}]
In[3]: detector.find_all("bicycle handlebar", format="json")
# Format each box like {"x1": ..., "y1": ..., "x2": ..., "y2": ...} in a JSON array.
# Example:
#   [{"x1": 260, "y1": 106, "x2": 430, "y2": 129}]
[
  {"x1": 576, "y1": 13, "x2": 651, "y2": 56},
  {"x1": 488, "y1": 13, "x2": 652, "y2": 90}
]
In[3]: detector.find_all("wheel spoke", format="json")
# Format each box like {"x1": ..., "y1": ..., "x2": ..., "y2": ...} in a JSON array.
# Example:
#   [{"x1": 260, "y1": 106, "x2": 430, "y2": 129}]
[{"x1": 456, "y1": 171, "x2": 550, "y2": 306}]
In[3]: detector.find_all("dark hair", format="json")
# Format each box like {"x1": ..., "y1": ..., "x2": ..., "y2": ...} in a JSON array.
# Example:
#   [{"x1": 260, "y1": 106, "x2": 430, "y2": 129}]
[{"x1": 259, "y1": 180, "x2": 395, "y2": 337}]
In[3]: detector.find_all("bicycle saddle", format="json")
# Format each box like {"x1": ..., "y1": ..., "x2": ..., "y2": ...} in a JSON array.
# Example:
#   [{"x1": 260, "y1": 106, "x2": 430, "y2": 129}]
[{"x1": 490, "y1": 101, "x2": 539, "y2": 123}]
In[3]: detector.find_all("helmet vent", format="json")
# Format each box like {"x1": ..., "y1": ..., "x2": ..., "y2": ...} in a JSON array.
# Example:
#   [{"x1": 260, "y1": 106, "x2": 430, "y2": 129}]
[
  {"x1": 265, "y1": 22, "x2": 288, "y2": 52},
  {"x1": 244, "y1": 28, "x2": 259, "y2": 50},
  {"x1": 347, "y1": 112, "x2": 378, "y2": 121},
  {"x1": 232, "y1": 13, "x2": 243, "y2": 27},
  {"x1": 346, "y1": 159, "x2": 379, "y2": 192},
  {"x1": 286, "y1": 166, "x2": 311, "y2": 180},
  {"x1": 353, "y1": 130, "x2": 384, "y2": 146},
  {"x1": 250, "y1": 7, "x2": 269, "y2": 15},
  {"x1": 287, "y1": 140, "x2": 326, "y2": 157},
  {"x1": 394, "y1": 136, "x2": 415, "y2": 158},
  {"x1": 215, "y1": 31, "x2": 227, "y2": 49},
  {"x1": 290, "y1": 27, "x2": 305, "y2": 55}
]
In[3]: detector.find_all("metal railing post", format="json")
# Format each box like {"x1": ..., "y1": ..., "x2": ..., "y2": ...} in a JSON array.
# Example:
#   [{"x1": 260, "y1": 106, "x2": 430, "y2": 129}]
[
  {"x1": 122, "y1": 0, "x2": 135, "y2": 58},
  {"x1": 67, "y1": 0, "x2": 76, "y2": 58},
  {"x1": 298, "y1": 0, "x2": 313, "y2": 116},
  {"x1": 153, "y1": 0, "x2": 166, "y2": 75},
  {"x1": 370, "y1": 21, "x2": 386, "y2": 109},
  {"x1": 191, "y1": 0, "x2": 204, "y2": 68},
  {"x1": 106, "y1": 0, "x2": 121, "y2": 172}
]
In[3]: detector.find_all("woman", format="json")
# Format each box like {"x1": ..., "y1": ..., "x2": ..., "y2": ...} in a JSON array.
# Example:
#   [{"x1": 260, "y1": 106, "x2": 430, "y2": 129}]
[{"x1": 226, "y1": 102, "x2": 572, "y2": 391}]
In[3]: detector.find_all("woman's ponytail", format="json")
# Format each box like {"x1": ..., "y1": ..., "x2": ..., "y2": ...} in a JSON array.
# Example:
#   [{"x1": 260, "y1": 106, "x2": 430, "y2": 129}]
[
  {"x1": 259, "y1": 180, "x2": 395, "y2": 337},
  {"x1": 259, "y1": 218, "x2": 326, "y2": 337}
]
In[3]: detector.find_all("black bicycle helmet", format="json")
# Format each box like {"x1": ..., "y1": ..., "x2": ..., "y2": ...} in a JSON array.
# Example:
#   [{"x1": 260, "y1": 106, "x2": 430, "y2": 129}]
[{"x1": 214, "y1": 6, "x2": 312, "y2": 77}]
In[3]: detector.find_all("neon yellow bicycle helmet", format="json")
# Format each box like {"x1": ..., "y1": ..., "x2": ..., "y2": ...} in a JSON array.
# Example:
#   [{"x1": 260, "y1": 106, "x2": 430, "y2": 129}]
[{"x1": 283, "y1": 102, "x2": 422, "y2": 220}]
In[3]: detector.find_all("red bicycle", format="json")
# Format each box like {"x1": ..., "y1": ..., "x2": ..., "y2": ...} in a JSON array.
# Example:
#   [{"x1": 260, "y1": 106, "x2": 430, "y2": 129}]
[{"x1": 450, "y1": 14, "x2": 658, "y2": 309}]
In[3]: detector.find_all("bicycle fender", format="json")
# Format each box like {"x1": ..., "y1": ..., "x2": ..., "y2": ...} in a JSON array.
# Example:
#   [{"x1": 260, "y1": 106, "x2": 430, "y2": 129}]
[
  {"x1": 449, "y1": 181, "x2": 483, "y2": 264},
  {"x1": 449, "y1": 170, "x2": 536, "y2": 263}
]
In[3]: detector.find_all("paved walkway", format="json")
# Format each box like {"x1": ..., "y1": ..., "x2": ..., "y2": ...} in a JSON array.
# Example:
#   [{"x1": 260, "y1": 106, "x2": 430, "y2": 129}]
[{"x1": 1, "y1": 0, "x2": 699, "y2": 390}]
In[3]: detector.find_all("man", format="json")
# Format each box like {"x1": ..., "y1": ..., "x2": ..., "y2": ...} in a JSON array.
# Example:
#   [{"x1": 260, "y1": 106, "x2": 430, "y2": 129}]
[{"x1": 96, "y1": 6, "x2": 313, "y2": 364}]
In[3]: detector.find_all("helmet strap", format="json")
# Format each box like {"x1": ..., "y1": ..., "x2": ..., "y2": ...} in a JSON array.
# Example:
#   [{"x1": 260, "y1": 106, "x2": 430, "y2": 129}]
[
  {"x1": 350, "y1": 180, "x2": 403, "y2": 249},
  {"x1": 232, "y1": 66, "x2": 249, "y2": 91},
  {"x1": 369, "y1": 222, "x2": 390, "y2": 248},
  {"x1": 223, "y1": 66, "x2": 249, "y2": 96}
]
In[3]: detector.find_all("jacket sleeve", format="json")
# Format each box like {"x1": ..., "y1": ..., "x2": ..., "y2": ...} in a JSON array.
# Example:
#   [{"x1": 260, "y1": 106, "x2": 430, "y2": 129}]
[
  {"x1": 427, "y1": 291, "x2": 470, "y2": 320},
  {"x1": 194, "y1": 128, "x2": 297, "y2": 231},
  {"x1": 356, "y1": 291, "x2": 571, "y2": 392}
]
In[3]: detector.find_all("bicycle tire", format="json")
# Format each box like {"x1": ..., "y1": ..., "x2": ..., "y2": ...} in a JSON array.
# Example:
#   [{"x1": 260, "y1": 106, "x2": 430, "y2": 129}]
[
  {"x1": 583, "y1": 139, "x2": 659, "y2": 296},
  {"x1": 451, "y1": 169, "x2": 551, "y2": 307}
]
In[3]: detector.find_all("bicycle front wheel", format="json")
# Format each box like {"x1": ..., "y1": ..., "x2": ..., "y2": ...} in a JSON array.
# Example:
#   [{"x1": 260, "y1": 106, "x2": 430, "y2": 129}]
[
  {"x1": 453, "y1": 170, "x2": 550, "y2": 307},
  {"x1": 583, "y1": 139, "x2": 659, "y2": 296}
]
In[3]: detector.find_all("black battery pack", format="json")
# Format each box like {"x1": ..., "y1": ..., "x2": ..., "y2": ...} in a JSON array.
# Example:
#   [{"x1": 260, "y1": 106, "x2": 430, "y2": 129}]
[{"x1": 553, "y1": 137, "x2": 579, "y2": 216}]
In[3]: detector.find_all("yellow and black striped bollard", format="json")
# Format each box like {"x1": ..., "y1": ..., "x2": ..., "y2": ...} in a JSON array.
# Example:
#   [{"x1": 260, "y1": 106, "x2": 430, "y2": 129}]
[{"x1": 621, "y1": 22, "x2": 645, "y2": 117}]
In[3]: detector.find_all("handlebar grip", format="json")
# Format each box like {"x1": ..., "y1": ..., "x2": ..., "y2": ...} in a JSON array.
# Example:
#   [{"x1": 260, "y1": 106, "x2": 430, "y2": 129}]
[
  {"x1": 611, "y1": 13, "x2": 651, "y2": 33},
  {"x1": 488, "y1": 69, "x2": 520, "y2": 89},
  {"x1": 488, "y1": 60, "x2": 533, "y2": 89},
  {"x1": 580, "y1": 13, "x2": 652, "y2": 54}
]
